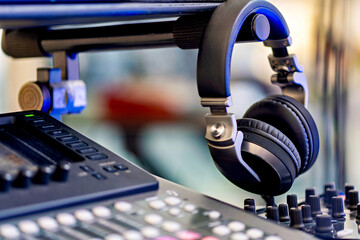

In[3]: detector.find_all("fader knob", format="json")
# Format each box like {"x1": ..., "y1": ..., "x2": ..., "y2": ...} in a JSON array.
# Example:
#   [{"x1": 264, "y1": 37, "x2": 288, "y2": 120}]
[
  {"x1": 290, "y1": 208, "x2": 304, "y2": 230},
  {"x1": 348, "y1": 190, "x2": 359, "y2": 211},
  {"x1": 278, "y1": 203, "x2": 290, "y2": 223},
  {"x1": 287, "y1": 194, "x2": 298, "y2": 209},
  {"x1": 325, "y1": 189, "x2": 338, "y2": 208},
  {"x1": 0, "y1": 172, "x2": 14, "y2": 192},
  {"x1": 266, "y1": 206, "x2": 279, "y2": 222},
  {"x1": 332, "y1": 197, "x2": 345, "y2": 219},
  {"x1": 315, "y1": 215, "x2": 333, "y2": 234},
  {"x1": 345, "y1": 184, "x2": 355, "y2": 206},
  {"x1": 309, "y1": 195, "x2": 322, "y2": 217},
  {"x1": 13, "y1": 168, "x2": 34, "y2": 188},
  {"x1": 33, "y1": 166, "x2": 54, "y2": 185},
  {"x1": 305, "y1": 188, "x2": 316, "y2": 205},
  {"x1": 301, "y1": 205, "x2": 313, "y2": 224},
  {"x1": 52, "y1": 162, "x2": 71, "y2": 182}
]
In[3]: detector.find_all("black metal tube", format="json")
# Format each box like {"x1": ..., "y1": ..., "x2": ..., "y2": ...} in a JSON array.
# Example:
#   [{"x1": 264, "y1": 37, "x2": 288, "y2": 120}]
[{"x1": 2, "y1": 13, "x2": 269, "y2": 58}]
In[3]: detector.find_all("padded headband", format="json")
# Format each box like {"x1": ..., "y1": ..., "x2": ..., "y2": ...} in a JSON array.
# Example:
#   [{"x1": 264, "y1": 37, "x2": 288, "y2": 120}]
[{"x1": 197, "y1": 0, "x2": 290, "y2": 99}]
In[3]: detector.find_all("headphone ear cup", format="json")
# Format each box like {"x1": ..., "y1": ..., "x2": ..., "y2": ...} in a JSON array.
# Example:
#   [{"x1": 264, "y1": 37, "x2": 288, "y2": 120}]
[
  {"x1": 236, "y1": 118, "x2": 301, "y2": 195},
  {"x1": 243, "y1": 95, "x2": 319, "y2": 174}
]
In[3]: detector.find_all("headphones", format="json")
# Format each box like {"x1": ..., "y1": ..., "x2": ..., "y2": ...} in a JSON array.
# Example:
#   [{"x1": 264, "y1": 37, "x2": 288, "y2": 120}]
[{"x1": 197, "y1": 0, "x2": 319, "y2": 196}]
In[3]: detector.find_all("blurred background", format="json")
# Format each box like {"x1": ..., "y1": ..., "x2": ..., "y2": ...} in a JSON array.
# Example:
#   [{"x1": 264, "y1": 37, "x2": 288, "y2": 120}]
[{"x1": 0, "y1": 0, "x2": 358, "y2": 207}]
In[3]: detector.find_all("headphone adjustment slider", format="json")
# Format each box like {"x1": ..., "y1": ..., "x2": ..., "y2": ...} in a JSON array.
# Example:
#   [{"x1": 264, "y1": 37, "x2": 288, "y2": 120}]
[{"x1": 264, "y1": 36, "x2": 292, "y2": 48}]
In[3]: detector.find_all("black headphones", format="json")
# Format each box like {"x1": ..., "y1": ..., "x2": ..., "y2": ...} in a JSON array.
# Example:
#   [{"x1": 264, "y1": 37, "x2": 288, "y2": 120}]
[{"x1": 197, "y1": 0, "x2": 319, "y2": 196}]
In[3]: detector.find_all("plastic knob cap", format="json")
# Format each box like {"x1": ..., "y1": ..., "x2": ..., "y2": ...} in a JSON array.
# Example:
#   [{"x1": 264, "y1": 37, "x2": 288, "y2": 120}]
[
  {"x1": 33, "y1": 166, "x2": 54, "y2": 185},
  {"x1": 290, "y1": 208, "x2": 304, "y2": 230},
  {"x1": 52, "y1": 162, "x2": 71, "y2": 182},
  {"x1": 305, "y1": 187, "x2": 316, "y2": 205},
  {"x1": 278, "y1": 203, "x2": 290, "y2": 223},
  {"x1": 244, "y1": 198, "x2": 255, "y2": 207},
  {"x1": 324, "y1": 182, "x2": 335, "y2": 194},
  {"x1": 301, "y1": 205, "x2": 313, "y2": 224},
  {"x1": 266, "y1": 206, "x2": 279, "y2": 222},
  {"x1": 325, "y1": 189, "x2": 338, "y2": 208},
  {"x1": 0, "y1": 172, "x2": 14, "y2": 192},
  {"x1": 345, "y1": 184, "x2": 355, "y2": 205},
  {"x1": 309, "y1": 195, "x2": 322, "y2": 217},
  {"x1": 332, "y1": 197, "x2": 345, "y2": 219},
  {"x1": 348, "y1": 190, "x2": 359, "y2": 211},
  {"x1": 244, "y1": 205, "x2": 256, "y2": 214},
  {"x1": 315, "y1": 215, "x2": 333, "y2": 234},
  {"x1": 13, "y1": 168, "x2": 34, "y2": 188},
  {"x1": 287, "y1": 194, "x2": 298, "y2": 209}
]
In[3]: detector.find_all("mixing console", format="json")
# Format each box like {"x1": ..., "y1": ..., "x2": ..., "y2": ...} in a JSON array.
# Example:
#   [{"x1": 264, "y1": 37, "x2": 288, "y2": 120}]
[{"x1": 0, "y1": 110, "x2": 317, "y2": 240}]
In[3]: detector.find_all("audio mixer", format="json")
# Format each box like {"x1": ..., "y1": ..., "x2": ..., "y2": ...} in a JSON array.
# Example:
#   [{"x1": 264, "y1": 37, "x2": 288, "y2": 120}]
[{"x1": 0, "y1": 110, "x2": 319, "y2": 240}]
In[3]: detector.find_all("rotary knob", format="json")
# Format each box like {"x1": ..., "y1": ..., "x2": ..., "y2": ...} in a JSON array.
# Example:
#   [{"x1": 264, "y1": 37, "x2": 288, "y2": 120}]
[
  {"x1": 290, "y1": 208, "x2": 304, "y2": 230},
  {"x1": 287, "y1": 194, "x2": 298, "y2": 209},
  {"x1": 348, "y1": 190, "x2": 359, "y2": 211},
  {"x1": 0, "y1": 172, "x2": 14, "y2": 192},
  {"x1": 13, "y1": 168, "x2": 34, "y2": 188},
  {"x1": 278, "y1": 203, "x2": 290, "y2": 223},
  {"x1": 33, "y1": 166, "x2": 54, "y2": 185},
  {"x1": 51, "y1": 162, "x2": 71, "y2": 182},
  {"x1": 315, "y1": 215, "x2": 333, "y2": 235}
]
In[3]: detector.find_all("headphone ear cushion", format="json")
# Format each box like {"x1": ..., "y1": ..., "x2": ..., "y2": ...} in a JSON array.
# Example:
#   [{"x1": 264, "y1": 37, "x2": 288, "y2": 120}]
[
  {"x1": 237, "y1": 118, "x2": 301, "y2": 174},
  {"x1": 243, "y1": 95, "x2": 319, "y2": 173}
]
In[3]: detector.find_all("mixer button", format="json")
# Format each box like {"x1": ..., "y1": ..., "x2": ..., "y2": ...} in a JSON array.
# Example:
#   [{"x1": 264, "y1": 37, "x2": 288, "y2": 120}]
[
  {"x1": 148, "y1": 200, "x2": 166, "y2": 210},
  {"x1": 79, "y1": 165, "x2": 94, "y2": 172},
  {"x1": 114, "y1": 201, "x2": 133, "y2": 213},
  {"x1": 140, "y1": 226, "x2": 160, "y2": 238},
  {"x1": 162, "y1": 220, "x2": 181, "y2": 232},
  {"x1": 47, "y1": 130, "x2": 68, "y2": 136},
  {"x1": 208, "y1": 211, "x2": 221, "y2": 219},
  {"x1": 87, "y1": 153, "x2": 108, "y2": 160},
  {"x1": 168, "y1": 207, "x2": 182, "y2": 216},
  {"x1": 246, "y1": 228, "x2": 264, "y2": 239},
  {"x1": 183, "y1": 203, "x2": 197, "y2": 213},
  {"x1": 56, "y1": 212, "x2": 76, "y2": 226},
  {"x1": 0, "y1": 224, "x2": 20, "y2": 239},
  {"x1": 227, "y1": 221, "x2": 245, "y2": 232},
  {"x1": 164, "y1": 196, "x2": 181, "y2": 206},
  {"x1": 123, "y1": 230, "x2": 143, "y2": 240},
  {"x1": 67, "y1": 141, "x2": 88, "y2": 149},
  {"x1": 92, "y1": 206, "x2": 112, "y2": 218},
  {"x1": 74, "y1": 209, "x2": 95, "y2": 222},
  {"x1": 37, "y1": 216, "x2": 59, "y2": 231},
  {"x1": 18, "y1": 220, "x2": 39, "y2": 235},
  {"x1": 92, "y1": 173, "x2": 107, "y2": 180},
  {"x1": 176, "y1": 230, "x2": 202, "y2": 240},
  {"x1": 264, "y1": 236, "x2": 282, "y2": 240},
  {"x1": 57, "y1": 136, "x2": 79, "y2": 142},
  {"x1": 77, "y1": 147, "x2": 98, "y2": 154},
  {"x1": 114, "y1": 164, "x2": 129, "y2": 171},
  {"x1": 230, "y1": 232, "x2": 249, "y2": 240},
  {"x1": 144, "y1": 213, "x2": 163, "y2": 225},
  {"x1": 105, "y1": 234, "x2": 124, "y2": 240},
  {"x1": 212, "y1": 225, "x2": 231, "y2": 236}
]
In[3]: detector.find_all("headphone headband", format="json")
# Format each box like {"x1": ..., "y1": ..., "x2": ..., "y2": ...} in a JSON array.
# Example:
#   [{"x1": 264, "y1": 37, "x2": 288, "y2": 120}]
[{"x1": 197, "y1": 0, "x2": 308, "y2": 109}]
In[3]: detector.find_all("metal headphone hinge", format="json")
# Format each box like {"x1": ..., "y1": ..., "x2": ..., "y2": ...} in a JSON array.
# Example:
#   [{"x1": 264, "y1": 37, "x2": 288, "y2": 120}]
[
  {"x1": 205, "y1": 113, "x2": 238, "y2": 146},
  {"x1": 268, "y1": 54, "x2": 303, "y2": 73}
]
